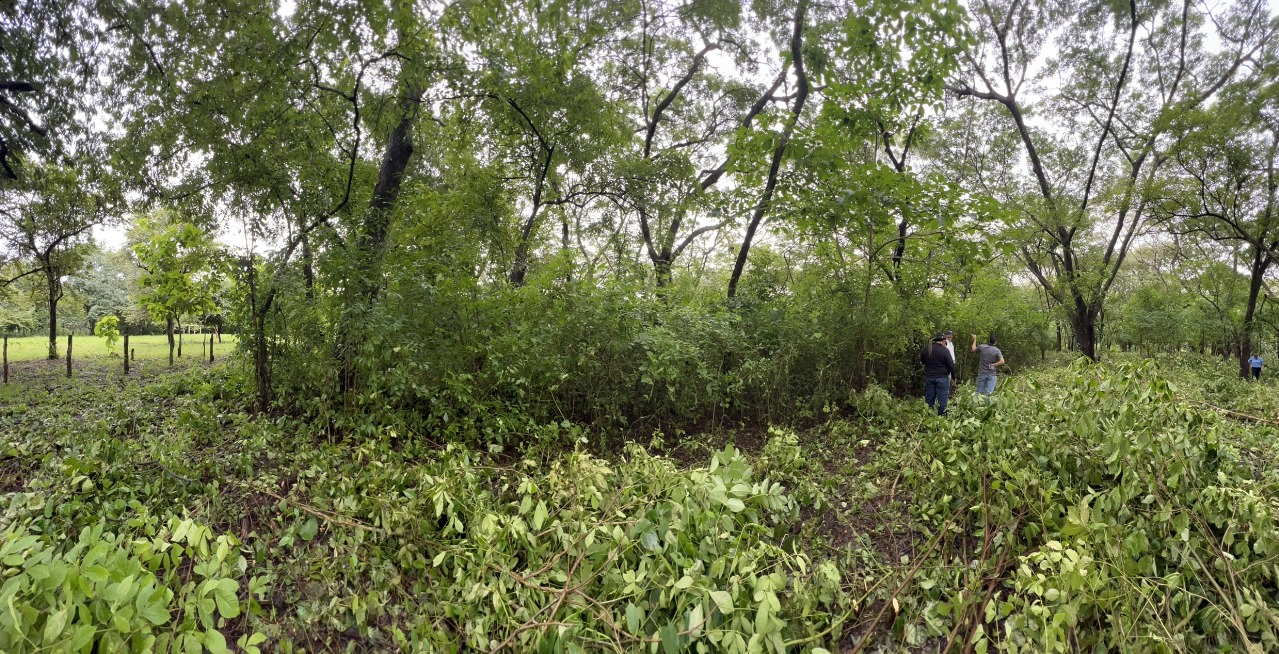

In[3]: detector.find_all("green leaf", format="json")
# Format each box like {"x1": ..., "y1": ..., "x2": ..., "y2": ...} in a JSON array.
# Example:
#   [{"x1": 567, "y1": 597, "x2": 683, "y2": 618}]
[
  {"x1": 137, "y1": 585, "x2": 171, "y2": 625},
  {"x1": 625, "y1": 603, "x2": 642, "y2": 633},
  {"x1": 43, "y1": 607, "x2": 68, "y2": 643},
  {"x1": 139, "y1": 598, "x2": 170, "y2": 626},
  {"x1": 660, "y1": 623, "x2": 679, "y2": 654},
  {"x1": 213, "y1": 578, "x2": 240, "y2": 618},
  {"x1": 70, "y1": 624, "x2": 96, "y2": 652},
  {"x1": 532, "y1": 501, "x2": 548, "y2": 530},
  {"x1": 640, "y1": 530, "x2": 660, "y2": 551},
  {"x1": 298, "y1": 517, "x2": 318, "y2": 541},
  {"x1": 674, "y1": 575, "x2": 694, "y2": 590},
  {"x1": 84, "y1": 565, "x2": 110, "y2": 584},
  {"x1": 203, "y1": 629, "x2": 228, "y2": 654},
  {"x1": 710, "y1": 590, "x2": 734, "y2": 614},
  {"x1": 687, "y1": 603, "x2": 704, "y2": 636}
]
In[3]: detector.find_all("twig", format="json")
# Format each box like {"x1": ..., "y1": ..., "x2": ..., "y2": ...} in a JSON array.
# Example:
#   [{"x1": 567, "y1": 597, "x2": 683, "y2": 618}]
[
  {"x1": 848, "y1": 502, "x2": 967, "y2": 654},
  {"x1": 156, "y1": 461, "x2": 197, "y2": 485},
  {"x1": 237, "y1": 481, "x2": 387, "y2": 534},
  {"x1": 1185, "y1": 399, "x2": 1279, "y2": 426},
  {"x1": 961, "y1": 544, "x2": 1014, "y2": 654}
]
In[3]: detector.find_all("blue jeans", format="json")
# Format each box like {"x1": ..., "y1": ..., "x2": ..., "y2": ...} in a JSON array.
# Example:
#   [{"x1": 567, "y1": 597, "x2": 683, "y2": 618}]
[
  {"x1": 924, "y1": 377, "x2": 950, "y2": 415},
  {"x1": 976, "y1": 373, "x2": 997, "y2": 396}
]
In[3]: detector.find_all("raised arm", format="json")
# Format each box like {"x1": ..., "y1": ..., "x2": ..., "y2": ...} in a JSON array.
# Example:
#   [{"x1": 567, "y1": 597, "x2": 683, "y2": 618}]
[{"x1": 970, "y1": 334, "x2": 978, "y2": 352}]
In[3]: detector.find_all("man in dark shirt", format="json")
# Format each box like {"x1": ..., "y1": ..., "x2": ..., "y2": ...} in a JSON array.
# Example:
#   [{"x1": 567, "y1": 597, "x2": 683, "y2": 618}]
[
  {"x1": 920, "y1": 333, "x2": 955, "y2": 415},
  {"x1": 971, "y1": 334, "x2": 1006, "y2": 401}
]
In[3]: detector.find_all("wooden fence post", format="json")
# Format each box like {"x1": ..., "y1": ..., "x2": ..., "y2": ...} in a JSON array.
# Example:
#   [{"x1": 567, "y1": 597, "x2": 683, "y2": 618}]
[
  {"x1": 123, "y1": 333, "x2": 130, "y2": 374},
  {"x1": 66, "y1": 333, "x2": 73, "y2": 378}
]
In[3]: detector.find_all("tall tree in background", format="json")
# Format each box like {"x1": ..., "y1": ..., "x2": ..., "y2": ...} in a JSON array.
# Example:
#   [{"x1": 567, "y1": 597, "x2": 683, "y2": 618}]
[
  {"x1": 109, "y1": 0, "x2": 448, "y2": 404},
  {"x1": 1157, "y1": 71, "x2": 1279, "y2": 377},
  {"x1": 725, "y1": 0, "x2": 811, "y2": 300},
  {"x1": 0, "y1": 163, "x2": 102, "y2": 358},
  {"x1": 132, "y1": 214, "x2": 224, "y2": 366},
  {"x1": 608, "y1": 0, "x2": 793, "y2": 287},
  {"x1": 949, "y1": 0, "x2": 1277, "y2": 359},
  {"x1": 456, "y1": 0, "x2": 628, "y2": 286}
]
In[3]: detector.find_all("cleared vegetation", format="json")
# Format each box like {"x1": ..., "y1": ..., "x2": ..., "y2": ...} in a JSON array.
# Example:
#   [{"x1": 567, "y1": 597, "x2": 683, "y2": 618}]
[{"x1": 3, "y1": 355, "x2": 1278, "y2": 652}]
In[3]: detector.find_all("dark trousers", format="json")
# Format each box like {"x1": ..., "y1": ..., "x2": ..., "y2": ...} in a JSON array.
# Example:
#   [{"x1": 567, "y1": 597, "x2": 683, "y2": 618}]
[
  {"x1": 1253, "y1": 367, "x2": 1262, "y2": 380},
  {"x1": 924, "y1": 377, "x2": 951, "y2": 415}
]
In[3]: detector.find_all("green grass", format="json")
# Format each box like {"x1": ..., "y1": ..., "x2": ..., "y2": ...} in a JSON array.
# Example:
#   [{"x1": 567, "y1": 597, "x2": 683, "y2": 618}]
[{"x1": 1, "y1": 333, "x2": 237, "y2": 363}]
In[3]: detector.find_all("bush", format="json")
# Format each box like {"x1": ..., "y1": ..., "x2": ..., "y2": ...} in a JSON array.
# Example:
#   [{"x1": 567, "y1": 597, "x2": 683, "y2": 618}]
[{"x1": 93, "y1": 315, "x2": 121, "y2": 356}]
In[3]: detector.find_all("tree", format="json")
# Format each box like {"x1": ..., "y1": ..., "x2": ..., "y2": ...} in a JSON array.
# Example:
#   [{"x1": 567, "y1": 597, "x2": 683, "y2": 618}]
[
  {"x1": 1156, "y1": 74, "x2": 1279, "y2": 376},
  {"x1": 948, "y1": 0, "x2": 1277, "y2": 359},
  {"x1": 0, "y1": 261, "x2": 37, "y2": 334},
  {"x1": 0, "y1": 162, "x2": 103, "y2": 358},
  {"x1": 727, "y1": 0, "x2": 971, "y2": 299},
  {"x1": 606, "y1": 0, "x2": 798, "y2": 287},
  {"x1": 0, "y1": 0, "x2": 101, "y2": 180},
  {"x1": 131, "y1": 215, "x2": 224, "y2": 366},
  {"x1": 110, "y1": 0, "x2": 447, "y2": 404},
  {"x1": 453, "y1": 0, "x2": 629, "y2": 286},
  {"x1": 70, "y1": 246, "x2": 137, "y2": 333},
  {"x1": 94, "y1": 314, "x2": 120, "y2": 356}
]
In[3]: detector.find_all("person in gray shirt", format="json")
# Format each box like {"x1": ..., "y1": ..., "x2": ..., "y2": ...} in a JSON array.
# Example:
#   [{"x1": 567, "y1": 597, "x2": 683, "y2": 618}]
[{"x1": 971, "y1": 334, "x2": 1006, "y2": 399}]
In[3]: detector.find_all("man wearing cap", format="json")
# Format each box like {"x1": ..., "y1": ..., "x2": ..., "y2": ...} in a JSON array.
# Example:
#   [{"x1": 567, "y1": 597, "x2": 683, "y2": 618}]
[{"x1": 920, "y1": 332, "x2": 955, "y2": 415}]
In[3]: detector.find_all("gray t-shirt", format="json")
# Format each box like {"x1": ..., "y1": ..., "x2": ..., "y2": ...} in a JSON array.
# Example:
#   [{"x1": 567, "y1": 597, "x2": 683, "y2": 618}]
[{"x1": 976, "y1": 344, "x2": 1003, "y2": 375}]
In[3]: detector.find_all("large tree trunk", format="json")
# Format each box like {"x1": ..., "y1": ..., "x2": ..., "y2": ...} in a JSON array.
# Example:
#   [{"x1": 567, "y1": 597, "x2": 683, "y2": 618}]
[
  {"x1": 1240, "y1": 251, "x2": 1268, "y2": 378},
  {"x1": 45, "y1": 265, "x2": 58, "y2": 360},
  {"x1": 653, "y1": 256, "x2": 672, "y2": 288},
  {"x1": 243, "y1": 254, "x2": 273, "y2": 412},
  {"x1": 509, "y1": 146, "x2": 553, "y2": 286},
  {"x1": 254, "y1": 310, "x2": 271, "y2": 412},
  {"x1": 337, "y1": 83, "x2": 419, "y2": 394},
  {"x1": 1069, "y1": 306, "x2": 1099, "y2": 361},
  {"x1": 301, "y1": 234, "x2": 315, "y2": 302}
]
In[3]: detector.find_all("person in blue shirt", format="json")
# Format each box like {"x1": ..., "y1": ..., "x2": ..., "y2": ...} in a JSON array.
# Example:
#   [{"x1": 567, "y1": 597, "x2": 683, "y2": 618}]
[{"x1": 1249, "y1": 354, "x2": 1263, "y2": 380}]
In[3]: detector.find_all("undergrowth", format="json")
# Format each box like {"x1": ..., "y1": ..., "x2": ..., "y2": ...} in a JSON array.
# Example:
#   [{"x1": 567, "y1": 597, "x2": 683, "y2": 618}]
[{"x1": 1, "y1": 355, "x2": 1277, "y2": 653}]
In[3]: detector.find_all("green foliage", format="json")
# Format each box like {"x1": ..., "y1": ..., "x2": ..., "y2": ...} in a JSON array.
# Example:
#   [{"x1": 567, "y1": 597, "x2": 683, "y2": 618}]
[
  {"x1": 93, "y1": 314, "x2": 120, "y2": 355},
  {"x1": 132, "y1": 215, "x2": 225, "y2": 327},
  {"x1": 0, "y1": 519, "x2": 257, "y2": 653},
  {"x1": 0, "y1": 286, "x2": 36, "y2": 334},
  {"x1": 897, "y1": 358, "x2": 1279, "y2": 652},
  {"x1": 8, "y1": 342, "x2": 1279, "y2": 652}
]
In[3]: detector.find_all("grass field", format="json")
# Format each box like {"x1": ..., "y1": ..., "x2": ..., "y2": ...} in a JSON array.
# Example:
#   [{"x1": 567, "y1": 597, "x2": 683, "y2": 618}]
[{"x1": 1, "y1": 333, "x2": 237, "y2": 363}]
